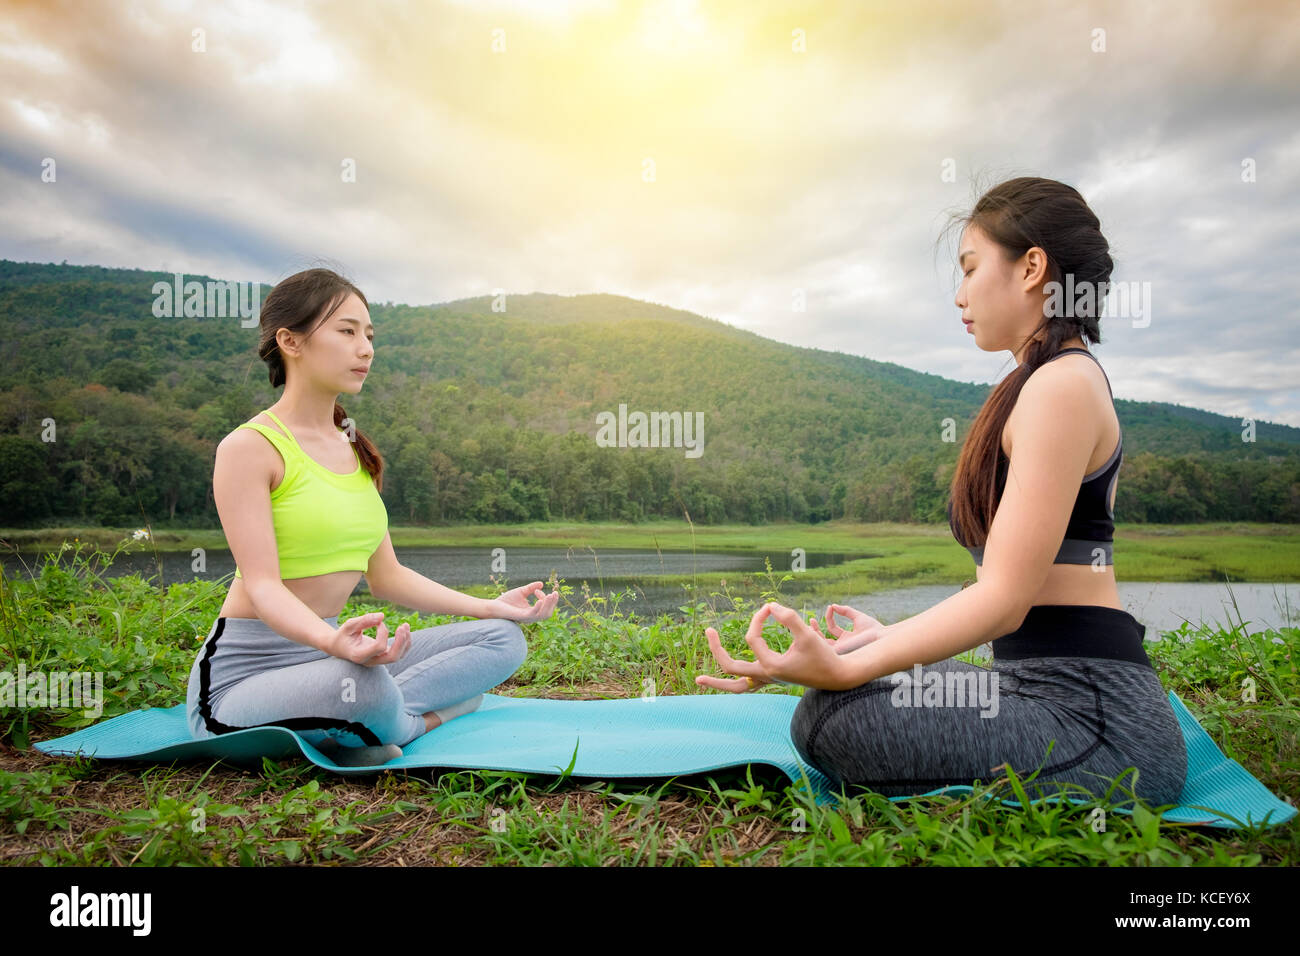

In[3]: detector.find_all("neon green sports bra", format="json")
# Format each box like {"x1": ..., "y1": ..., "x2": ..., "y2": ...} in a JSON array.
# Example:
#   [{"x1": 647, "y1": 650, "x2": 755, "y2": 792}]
[{"x1": 232, "y1": 409, "x2": 388, "y2": 580}]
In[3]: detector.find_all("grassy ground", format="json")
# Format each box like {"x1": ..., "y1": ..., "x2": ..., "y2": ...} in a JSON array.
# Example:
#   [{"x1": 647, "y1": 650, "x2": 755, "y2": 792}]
[{"x1": 1, "y1": 534, "x2": 1296, "y2": 866}]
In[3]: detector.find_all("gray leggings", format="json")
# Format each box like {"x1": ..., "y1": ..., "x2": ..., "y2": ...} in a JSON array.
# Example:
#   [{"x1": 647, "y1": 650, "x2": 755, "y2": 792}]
[
  {"x1": 790, "y1": 605, "x2": 1188, "y2": 807},
  {"x1": 186, "y1": 613, "x2": 527, "y2": 748}
]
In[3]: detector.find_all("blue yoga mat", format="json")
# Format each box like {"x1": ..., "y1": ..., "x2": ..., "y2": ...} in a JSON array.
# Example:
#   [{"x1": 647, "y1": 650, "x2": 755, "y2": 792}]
[{"x1": 33, "y1": 690, "x2": 1294, "y2": 830}]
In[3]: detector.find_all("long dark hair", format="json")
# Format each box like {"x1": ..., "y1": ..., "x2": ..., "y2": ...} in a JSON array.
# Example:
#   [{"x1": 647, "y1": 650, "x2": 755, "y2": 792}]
[
  {"x1": 253, "y1": 268, "x2": 385, "y2": 491},
  {"x1": 942, "y1": 176, "x2": 1113, "y2": 547}
]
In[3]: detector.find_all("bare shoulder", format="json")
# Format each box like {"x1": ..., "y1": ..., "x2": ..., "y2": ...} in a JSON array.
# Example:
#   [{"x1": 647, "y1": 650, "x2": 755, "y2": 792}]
[
  {"x1": 1006, "y1": 354, "x2": 1111, "y2": 454},
  {"x1": 216, "y1": 422, "x2": 284, "y2": 487},
  {"x1": 1028, "y1": 351, "x2": 1107, "y2": 393},
  {"x1": 219, "y1": 421, "x2": 267, "y2": 454},
  {"x1": 219, "y1": 412, "x2": 290, "y2": 451}
]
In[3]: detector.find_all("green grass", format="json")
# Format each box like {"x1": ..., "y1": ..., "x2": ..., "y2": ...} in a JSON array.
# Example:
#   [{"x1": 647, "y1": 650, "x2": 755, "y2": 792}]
[{"x1": 0, "y1": 533, "x2": 1296, "y2": 866}]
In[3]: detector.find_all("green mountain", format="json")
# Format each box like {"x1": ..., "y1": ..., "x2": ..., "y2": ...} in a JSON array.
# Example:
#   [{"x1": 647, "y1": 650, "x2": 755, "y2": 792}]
[{"x1": 1, "y1": 259, "x2": 1297, "y2": 528}]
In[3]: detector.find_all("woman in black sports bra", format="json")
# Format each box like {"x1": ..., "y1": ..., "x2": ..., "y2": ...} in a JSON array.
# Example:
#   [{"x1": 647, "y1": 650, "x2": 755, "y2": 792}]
[{"x1": 696, "y1": 176, "x2": 1188, "y2": 809}]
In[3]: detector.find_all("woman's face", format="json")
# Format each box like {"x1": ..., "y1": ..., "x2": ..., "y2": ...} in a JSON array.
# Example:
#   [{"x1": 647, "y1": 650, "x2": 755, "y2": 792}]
[
  {"x1": 280, "y1": 291, "x2": 374, "y2": 394},
  {"x1": 954, "y1": 224, "x2": 1046, "y2": 359}
]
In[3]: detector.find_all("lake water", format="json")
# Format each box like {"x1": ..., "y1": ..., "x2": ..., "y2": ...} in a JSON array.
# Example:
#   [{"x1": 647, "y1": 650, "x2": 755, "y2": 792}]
[
  {"x1": 4, "y1": 545, "x2": 1294, "y2": 637},
  {"x1": 0, "y1": 545, "x2": 850, "y2": 614},
  {"x1": 835, "y1": 581, "x2": 1300, "y2": 637}
]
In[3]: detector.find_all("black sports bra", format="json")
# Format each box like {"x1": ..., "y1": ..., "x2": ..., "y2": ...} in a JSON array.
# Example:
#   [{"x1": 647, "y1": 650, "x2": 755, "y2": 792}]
[{"x1": 947, "y1": 348, "x2": 1122, "y2": 567}]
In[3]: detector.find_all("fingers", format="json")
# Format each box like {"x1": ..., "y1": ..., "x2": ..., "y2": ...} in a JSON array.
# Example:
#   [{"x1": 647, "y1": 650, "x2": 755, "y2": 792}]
[
  {"x1": 505, "y1": 582, "x2": 550, "y2": 610},
  {"x1": 702, "y1": 626, "x2": 759, "y2": 689},
  {"x1": 808, "y1": 616, "x2": 838, "y2": 646},
  {"x1": 824, "y1": 604, "x2": 847, "y2": 638},
  {"x1": 760, "y1": 602, "x2": 816, "y2": 651},
  {"x1": 704, "y1": 625, "x2": 736, "y2": 670},
  {"x1": 694, "y1": 674, "x2": 752, "y2": 693},
  {"x1": 743, "y1": 602, "x2": 775, "y2": 647},
  {"x1": 703, "y1": 626, "x2": 731, "y2": 667},
  {"x1": 349, "y1": 614, "x2": 410, "y2": 665},
  {"x1": 355, "y1": 618, "x2": 389, "y2": 663},
  {"x1": 516, "y1": 590, "x2": 559, "y2": 622},
  {"x1": 704, "y1": 627, "x2": 767, "y2": 676},
  {"x1": 367, "y1": 621, "x2": 410, "y2": 665}
]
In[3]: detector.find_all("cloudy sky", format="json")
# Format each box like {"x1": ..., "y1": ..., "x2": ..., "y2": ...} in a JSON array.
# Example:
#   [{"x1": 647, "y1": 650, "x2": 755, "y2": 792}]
[{"x1": 2, "y1": 0, "x2": 1297, "y2": 424}]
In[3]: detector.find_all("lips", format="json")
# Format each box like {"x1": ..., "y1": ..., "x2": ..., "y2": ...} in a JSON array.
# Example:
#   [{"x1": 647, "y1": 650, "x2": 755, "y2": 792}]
[{"x1": 352, "y1": 367, "x2": 370, "y2": 374}]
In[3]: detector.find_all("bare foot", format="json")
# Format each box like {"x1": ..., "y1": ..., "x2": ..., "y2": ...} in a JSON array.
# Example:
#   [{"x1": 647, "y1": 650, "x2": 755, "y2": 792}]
[{"x1": 421, "y1": 694, "x2": 485, "y2": 733}]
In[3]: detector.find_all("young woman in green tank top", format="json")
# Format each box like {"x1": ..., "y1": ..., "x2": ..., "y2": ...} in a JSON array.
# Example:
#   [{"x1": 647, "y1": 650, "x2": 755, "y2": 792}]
[{"x1": 186, "y1": 269, "x2": 558, "y2": 765}]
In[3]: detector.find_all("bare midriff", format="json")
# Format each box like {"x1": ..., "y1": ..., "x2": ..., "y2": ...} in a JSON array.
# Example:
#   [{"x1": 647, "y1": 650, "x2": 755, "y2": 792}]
[
  {"x1": 217, "y1": 570, "x2": 363, "y2": 621},
  {"x1": 978, "y1": 562, "x2": 1123, "y2": 611}
]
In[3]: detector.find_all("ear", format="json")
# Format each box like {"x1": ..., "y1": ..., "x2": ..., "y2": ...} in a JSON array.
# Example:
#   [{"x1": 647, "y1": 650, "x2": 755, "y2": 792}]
[
  {"x1": 275, "y1": 327, "x2": 301, "y2": 358},
  {"x1": 1019, "y1": 246, "x2": 1050, "y2": 290}
]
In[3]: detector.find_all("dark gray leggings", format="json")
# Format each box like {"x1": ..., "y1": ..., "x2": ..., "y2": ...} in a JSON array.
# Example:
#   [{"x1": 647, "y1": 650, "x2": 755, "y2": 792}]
[{"x1": 790, "y1": 605, "x2": 1188, "y2": 808}]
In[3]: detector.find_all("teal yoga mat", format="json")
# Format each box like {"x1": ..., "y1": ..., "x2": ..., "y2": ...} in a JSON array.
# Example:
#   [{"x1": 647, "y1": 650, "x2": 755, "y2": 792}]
[{"x1": 32, "y1": 690, "x2": 1294, "y2": 830}]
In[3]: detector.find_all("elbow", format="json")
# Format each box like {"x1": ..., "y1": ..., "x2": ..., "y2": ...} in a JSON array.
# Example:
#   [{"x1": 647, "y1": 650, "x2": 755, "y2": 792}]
[
  {"x1": 241, "y1": 575, "x2": 283, "y2": 616},
  {"x1": 1001, "y1": 603, "x2": 1030, "y2": 636},
  {"x1": 978, "y1": 579, "x2": 1032, "y2": 637},
  {"x1": 367, "y1": 565, "x2": 405, "y2": 603}
]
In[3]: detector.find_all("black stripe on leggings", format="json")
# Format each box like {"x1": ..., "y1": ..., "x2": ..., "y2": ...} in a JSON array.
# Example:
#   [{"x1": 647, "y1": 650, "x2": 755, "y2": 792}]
[
  {"x1": 197, "y1": 617, "x2": 383, "y2": 746},
  {"x1": 803, "y1": 667, "x2": 1108, "y2": 790}
]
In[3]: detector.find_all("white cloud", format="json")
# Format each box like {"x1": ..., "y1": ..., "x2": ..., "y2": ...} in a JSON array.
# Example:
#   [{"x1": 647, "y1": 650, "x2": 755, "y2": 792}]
[{"x1": 0, "y1": 0, "x2": 1297, "y2": 426}]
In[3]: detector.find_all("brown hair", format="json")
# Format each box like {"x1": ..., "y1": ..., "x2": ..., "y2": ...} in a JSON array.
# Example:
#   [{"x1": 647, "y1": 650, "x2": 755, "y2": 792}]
[
  {"x1": 941, "y1": 176, "x2": 1113, "y2": 547},
  {"x1": 253, "y1": 267, "x2": 385, "y2": 491}
]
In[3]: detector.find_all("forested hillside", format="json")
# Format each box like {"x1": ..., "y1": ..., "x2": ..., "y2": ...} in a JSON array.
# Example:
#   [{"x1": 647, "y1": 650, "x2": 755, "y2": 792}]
[{"x1": 2, "y1": 259, "x2": 1297, "y2": 528}]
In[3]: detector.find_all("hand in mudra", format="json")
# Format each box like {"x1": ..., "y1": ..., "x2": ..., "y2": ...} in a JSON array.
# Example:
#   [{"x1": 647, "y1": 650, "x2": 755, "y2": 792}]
[
  {"x1": 330, "y1": 611, "x2": 411, "y2": 666},
  {"x1": 696, "y1": 602, "x2": 885, "y2": 693},
  {"x1": 815, "y1": 603, "x2": 885, "y2": 654},
  {"x1": 696, "y1": 602, "x2": 856, "y2": 693},
  {"x1": 489, "y1": 581, "x2": 559, "y2": 623}
]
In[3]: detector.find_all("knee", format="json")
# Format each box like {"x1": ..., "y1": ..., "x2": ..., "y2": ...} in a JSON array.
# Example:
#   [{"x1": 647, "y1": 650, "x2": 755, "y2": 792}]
[
  {"x1": 332, "y1": 661, "x2": 405, "y2": 715},
  {"x1": 791, "y1": 685, "x2": 894, "y2": 785},
  {"x1": 488, "y1": 618, "x2": 528, "y2": 670},
  {"x1": 1134, "y1": 753, "x2": 1188, "y2": 808},
  {"x1": 790, "y1": 689, "x2": 835, "y2": 771}
]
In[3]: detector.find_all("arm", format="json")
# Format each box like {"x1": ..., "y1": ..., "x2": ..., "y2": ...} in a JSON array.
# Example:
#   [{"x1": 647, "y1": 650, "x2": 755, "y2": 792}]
[
  {"x1": 215, "y1": 431, "x2": 338, "y2": 654},
  {"x1": 364, "y1": 532, "x2": 493, "y2": 618},
  {"x1": 837, "y1": 367, "x2": 1102, "y2": 687},
  {"x1": 836, "y1": 580, "x2": 1026, "y2": 686}
]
